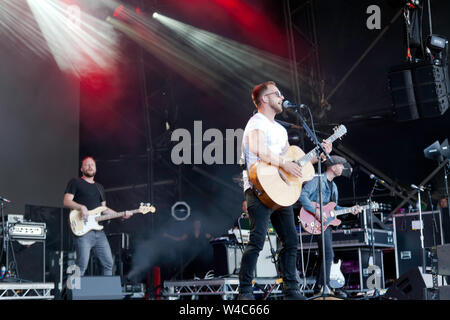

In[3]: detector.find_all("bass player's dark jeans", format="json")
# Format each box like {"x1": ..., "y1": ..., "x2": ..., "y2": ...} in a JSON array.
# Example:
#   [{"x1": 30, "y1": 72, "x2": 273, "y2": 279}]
[{"x1": 239, "y1": 189, "x2": 299, "y2": 293}]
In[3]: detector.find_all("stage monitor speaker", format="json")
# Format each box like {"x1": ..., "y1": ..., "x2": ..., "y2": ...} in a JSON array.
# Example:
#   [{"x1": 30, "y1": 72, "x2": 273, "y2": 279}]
[
  {"x1": 69, "y1": 276, "x2": 123, "y2": 300},
  {"x1": 385, "y1": 267, "x2": 426, "y2": 300},
  {"x1": 12, "y1": 240, "x2": 45, "y2": 282},
  {"x1": 388, "y1": 66, "x2": 420, "y2": 121}
]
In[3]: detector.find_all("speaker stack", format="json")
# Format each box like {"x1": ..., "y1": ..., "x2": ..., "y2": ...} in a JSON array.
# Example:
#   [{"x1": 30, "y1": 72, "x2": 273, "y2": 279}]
[{"x1": 388, "y1": 61, "x2": 449, "y2": 121}]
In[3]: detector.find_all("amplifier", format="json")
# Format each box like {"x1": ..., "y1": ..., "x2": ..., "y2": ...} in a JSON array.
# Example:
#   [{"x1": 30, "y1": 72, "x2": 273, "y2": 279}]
[
  {"x1": 299, "y1": 228, "x2": 394, "y2": 249},
  {"x1": 8, "y1": 221, "x2": 47, "y2": 240}
]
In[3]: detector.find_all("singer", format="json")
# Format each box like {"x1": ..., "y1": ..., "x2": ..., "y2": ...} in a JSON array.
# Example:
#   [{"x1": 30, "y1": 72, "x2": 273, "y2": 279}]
[{"x1": 238, "y1": 81, "x2": 331, "y2": 300}]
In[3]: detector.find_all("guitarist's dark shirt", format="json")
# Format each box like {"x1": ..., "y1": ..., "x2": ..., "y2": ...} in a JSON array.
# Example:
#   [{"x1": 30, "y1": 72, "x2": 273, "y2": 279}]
[
  {"x1": 299, "y1": 174, "x2": 344, "y2": 213},
  {"x1": 65, "y1": 178, "x2": 105, "y2": 210}
]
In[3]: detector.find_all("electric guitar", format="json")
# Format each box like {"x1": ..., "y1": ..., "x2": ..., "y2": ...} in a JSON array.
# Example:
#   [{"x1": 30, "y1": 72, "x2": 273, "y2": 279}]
[
  {"x1": 330, "y1": 259, "x2": 345, "y2": 289},
  {"x1": 299, "y1": 201, "x2": 379, "y2": 235},
  {"x1": 69, "y1": 203, "x2": 156, "y2": 236},
  {"x1": 248, "y1": 125, "x2": 347, "y2": 209}
]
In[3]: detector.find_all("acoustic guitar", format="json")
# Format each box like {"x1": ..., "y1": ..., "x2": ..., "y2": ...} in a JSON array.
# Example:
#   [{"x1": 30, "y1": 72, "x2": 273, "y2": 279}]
[{"x1": 248, "y1": 125, "x2": 347, "y2": 209}]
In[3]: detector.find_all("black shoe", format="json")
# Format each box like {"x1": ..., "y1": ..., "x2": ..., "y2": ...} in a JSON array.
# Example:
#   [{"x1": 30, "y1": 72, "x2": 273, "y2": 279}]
[
  {"x1": 284, "y1": 289, "x2": 307, "y2": 300},
  {"x1": 237, "y1": 293, "x2": 255, "y2": 300},
  {"x1": 333, "y1": 288, "x2": 348, "y2": 299}
]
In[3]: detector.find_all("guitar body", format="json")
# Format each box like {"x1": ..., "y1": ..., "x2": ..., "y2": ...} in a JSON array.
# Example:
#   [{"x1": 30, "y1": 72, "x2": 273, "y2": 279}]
[
  {"x1": 299, "y1": 202, "x2": 342, "y2": 235},
  {"x1": 69, "y1": 206, "x2": 106, "y2": 237},
  {"x1": 329, "y1": 259, "x2": 345, "y2": 289},
  {"x1": 69, "y1": 203, "x2": 155, "y2": 236},
  {"x1": 249, "y1": 146, "x2": 315, "y2": 210}
]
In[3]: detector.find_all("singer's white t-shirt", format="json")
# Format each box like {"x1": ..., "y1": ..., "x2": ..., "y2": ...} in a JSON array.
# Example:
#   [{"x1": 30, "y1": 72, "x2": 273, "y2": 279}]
[{"x1": 242, "y1": 113, "x2": 288, "y2": 191}]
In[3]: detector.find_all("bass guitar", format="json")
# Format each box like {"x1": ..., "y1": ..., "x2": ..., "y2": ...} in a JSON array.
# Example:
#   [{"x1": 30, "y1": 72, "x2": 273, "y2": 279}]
[
  {"x1": 299, "y1": 201, "x2": 379, "y2": 235},
  {"x1": 70, "y1": 203, "x2": 156, "y2": 236},
  {"x1": 248, "y1": 125, "x2": 347, "y2": 209}
]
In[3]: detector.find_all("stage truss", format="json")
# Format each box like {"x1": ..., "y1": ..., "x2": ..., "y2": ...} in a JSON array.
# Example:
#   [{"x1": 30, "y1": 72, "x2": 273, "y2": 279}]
[
  {"x1": 163, "y1": 277, "x2": 317, "y2": 300},
  {"x1": 0, "y1": 282, "x2": 54, "y2": 300}
]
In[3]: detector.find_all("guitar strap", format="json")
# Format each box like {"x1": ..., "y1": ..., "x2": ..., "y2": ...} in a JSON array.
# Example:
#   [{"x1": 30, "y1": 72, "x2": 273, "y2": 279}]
[{"x1": 94, "y1": 182, "x2": 106, "y2": 203}]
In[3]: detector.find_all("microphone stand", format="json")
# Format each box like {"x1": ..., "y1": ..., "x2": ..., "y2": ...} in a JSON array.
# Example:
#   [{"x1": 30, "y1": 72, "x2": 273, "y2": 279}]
[
  {"x1": 367, "y1": 179, "x2": 380, "y2": 298},
  {"x1": 425, "y1": 186, "x2": 439, "y2": 289},
  {"x1": 412, "y1": 185, "x2": 427, "y2": 275},
  {"x1": 290, "y1": 107, "x2": 333, "y2": 299},
  {"x1": 0, "y1": 199, "x2": 20, "y2": 282}
]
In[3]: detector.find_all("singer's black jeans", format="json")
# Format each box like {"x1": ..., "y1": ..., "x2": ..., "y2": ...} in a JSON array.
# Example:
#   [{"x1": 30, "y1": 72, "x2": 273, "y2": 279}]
[{"x1": 239, "y1": 189, "x2": 299, "y2": 293}]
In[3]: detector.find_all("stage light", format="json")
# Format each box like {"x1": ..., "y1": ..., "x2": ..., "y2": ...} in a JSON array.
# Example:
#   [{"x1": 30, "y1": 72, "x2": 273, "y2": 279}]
[
  {"x1": 441, "y1": 139, "x2": 450, "y2": 159},
  {"x1": 26, "y1": 0, "x2": 120, "y2": 78},
  {"x1": 152, "y1": 12, "x2": 159, "y2": 19},
  {"x1": 428, "y1": 35, "x2": 447, "y2": 52},
  {"x1": 113, "y1": 5, "x2": 124, "y2": 17},
  {"x1": 424, "y1": 140, "x2": 444, "y2": 162}
]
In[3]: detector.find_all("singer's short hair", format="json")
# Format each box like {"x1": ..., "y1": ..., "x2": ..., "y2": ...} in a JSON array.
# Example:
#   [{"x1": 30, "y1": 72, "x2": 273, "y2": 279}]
[{"x1": 252, "y1": 81, "x2": 276, "y2": 108}]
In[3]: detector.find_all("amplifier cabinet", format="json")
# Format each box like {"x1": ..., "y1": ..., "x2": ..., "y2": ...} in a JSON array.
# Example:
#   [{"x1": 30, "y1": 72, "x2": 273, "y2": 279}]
[
  {"x1": 393, "y1": 211, "x2": 443, "y2": 277},
  {"x1": 12, "y1": 240, "x2": 45, "y2": 282},
  {"x1": 299, "y1": 228, "x2": 394, "y2": 249},
  {"x1": 211, "y1": 234, "x2": 278, "y2": 277}
]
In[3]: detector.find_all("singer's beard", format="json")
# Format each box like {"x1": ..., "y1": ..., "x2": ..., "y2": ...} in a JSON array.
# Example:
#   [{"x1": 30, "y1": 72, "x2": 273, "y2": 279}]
[{"x1": 269, "y1": 100, "x2": 282, "y2": 114}]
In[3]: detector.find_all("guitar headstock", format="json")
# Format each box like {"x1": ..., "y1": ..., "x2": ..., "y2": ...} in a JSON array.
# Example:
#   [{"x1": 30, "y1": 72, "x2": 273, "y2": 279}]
[
  {"x1": 139, "y1": 203, "x2": 156, "y2": 215},
  {"x1": 333, "y1": 125, "x2": 347, "y2": 141},
  {"x1": 370, "y1": 202, "x2": 380, "y2": 212}
]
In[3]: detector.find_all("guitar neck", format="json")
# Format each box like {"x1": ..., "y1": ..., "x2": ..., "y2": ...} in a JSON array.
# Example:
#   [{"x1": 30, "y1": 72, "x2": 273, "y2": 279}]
[
  {"x1": 297, "y1": 130, "x2": 344, "y2": 166},
  {"x1": 95, "y1": 209, "x2": 139, "y2": 222},
  {"x1": 335, "y1": 204, "x2": 370, "y2": 216}
]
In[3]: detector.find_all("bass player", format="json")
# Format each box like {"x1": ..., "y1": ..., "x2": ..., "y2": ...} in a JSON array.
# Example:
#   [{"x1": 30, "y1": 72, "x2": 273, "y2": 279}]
[{"x1": 63, "y1": 156, "x2": 132, "y2": 276}]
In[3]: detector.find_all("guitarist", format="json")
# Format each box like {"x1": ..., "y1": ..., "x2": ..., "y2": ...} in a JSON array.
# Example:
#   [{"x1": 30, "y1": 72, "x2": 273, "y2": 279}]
[
  {"x1": 238, "y1": 81, "x2": 331, "y2": 300},
  {"x1": 299, "y1": 155, "x2": 361, "y2": 297},
  {"x1": 63, "y1": 156, "x2": 132, "y2": 276}
]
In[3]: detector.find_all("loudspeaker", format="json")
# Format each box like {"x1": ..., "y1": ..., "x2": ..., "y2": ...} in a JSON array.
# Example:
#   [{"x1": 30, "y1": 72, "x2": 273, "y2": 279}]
[
  {"x1": 69, "y1": 276, "x2": 123, "y2": 300},
  {"x1": 12, "y1": 240, "x2": 45, "y2": 282},
  {"x1": 388, "y1": 66, "x2": 420, "y2": 121},
  {"x1": 385, "y1": 267, "x2": 426, "y2": 300},
  {"x1": 388, "y1": 62, "x2": 449, "y2": 120},
  {"x1": 414, "y1": 63, "x2": 449, "y2": 118}
]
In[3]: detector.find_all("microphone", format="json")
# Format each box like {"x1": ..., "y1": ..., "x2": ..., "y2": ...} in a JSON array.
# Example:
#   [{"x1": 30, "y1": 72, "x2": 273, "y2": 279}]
[
  {"x1": 0, "y1": 196, "x2": 10, "y2": 203},
  {"x1": 369, "y1": 174, "x2": 385, "y2": 184},
  {"x1": 282, "y1": 100, "x2": 307, "y2": 109}
]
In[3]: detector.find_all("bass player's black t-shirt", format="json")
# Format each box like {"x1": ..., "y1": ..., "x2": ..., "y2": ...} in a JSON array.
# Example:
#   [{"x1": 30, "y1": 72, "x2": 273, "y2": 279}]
[{"x1": 64, "y1": 178, "x2": 106, "y2": 210}]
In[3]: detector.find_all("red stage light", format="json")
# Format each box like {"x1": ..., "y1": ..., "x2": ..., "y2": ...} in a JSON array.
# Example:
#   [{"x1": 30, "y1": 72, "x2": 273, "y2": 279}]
[
  {"x1": 136, "y1": 7, "x2": 141, "y2": 14},
  {"x1": 113, "y1": 5, "x2": 124, "y2": 17}
]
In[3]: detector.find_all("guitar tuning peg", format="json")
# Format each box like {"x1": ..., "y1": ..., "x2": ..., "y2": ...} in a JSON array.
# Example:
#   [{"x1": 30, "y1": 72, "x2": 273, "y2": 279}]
[
  {"x1": 146, "y1": 203, "x2": 150, "y2": 206},
  {"x1": 140, "y1": 202, "x2": 144, "y2": 206}
]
